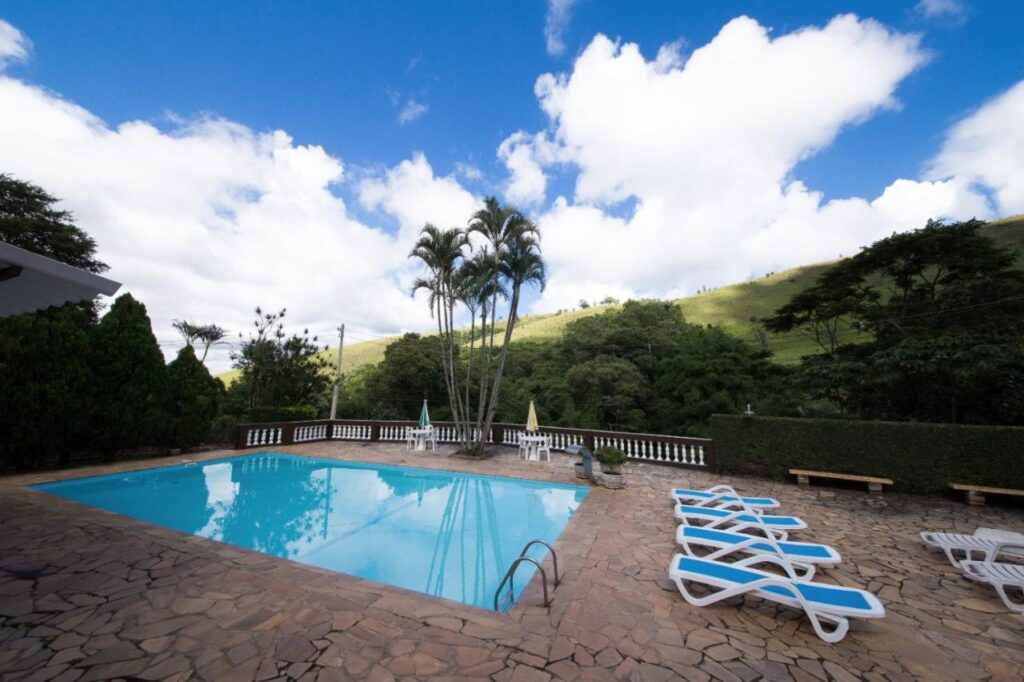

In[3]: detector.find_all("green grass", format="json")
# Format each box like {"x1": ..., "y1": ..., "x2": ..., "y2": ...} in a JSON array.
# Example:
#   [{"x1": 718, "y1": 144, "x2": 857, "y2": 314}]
[{"x1": 218, "y1": 216, "x2": 1024, "y2": 382}]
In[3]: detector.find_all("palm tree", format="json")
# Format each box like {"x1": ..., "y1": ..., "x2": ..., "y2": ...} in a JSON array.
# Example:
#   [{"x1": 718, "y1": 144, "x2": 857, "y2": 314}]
[
  {"x1": 479, "y1": 227, "x2": 546, "y2": 441},
  {"x1": 468, "y1": 198, "x2": 538, "y2": 439},
  {"x1": 409, "y1": 224, "x2": 470, "y2": 443}
]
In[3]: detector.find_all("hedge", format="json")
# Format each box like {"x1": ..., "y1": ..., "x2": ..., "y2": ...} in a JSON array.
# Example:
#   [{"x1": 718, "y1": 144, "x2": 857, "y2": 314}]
[{"x1": 711, "y1": 414, "x2": 1024, "y2": 494}]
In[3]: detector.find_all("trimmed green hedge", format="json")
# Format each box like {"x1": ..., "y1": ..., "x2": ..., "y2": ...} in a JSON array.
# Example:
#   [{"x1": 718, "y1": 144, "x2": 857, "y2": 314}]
[
  {"x1": 243, "y1": 405, "x2": 319, "y2": 423},
  {"x1": 711, "y1": 414, "x2": 1024, "y2": 494}
]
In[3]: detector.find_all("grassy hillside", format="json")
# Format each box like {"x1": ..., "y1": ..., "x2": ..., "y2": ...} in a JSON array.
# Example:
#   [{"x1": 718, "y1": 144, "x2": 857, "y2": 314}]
[{"x1": 218, "y1": 216, "x2": 1024, "y2": 382}]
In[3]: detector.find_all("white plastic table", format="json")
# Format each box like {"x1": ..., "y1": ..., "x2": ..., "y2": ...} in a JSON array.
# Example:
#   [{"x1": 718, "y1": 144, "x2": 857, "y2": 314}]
[
  {"x1": 519, "y1": 434, "x2": 550, "y2": 461},
  {"x1": 408, "y1": 427, "x2": 433, "y2": 451}
]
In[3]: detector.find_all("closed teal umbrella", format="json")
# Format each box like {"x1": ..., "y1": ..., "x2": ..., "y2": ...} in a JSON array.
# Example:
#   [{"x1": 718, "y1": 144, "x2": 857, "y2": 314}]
[{"x1": 418, "y1": 400, "x2": 431, "y2": 428}]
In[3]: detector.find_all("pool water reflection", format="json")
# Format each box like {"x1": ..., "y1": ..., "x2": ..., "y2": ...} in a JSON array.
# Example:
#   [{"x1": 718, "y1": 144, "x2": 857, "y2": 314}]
[{"x1": 33, "y1": 454, "x2": 589, "y2": 610}]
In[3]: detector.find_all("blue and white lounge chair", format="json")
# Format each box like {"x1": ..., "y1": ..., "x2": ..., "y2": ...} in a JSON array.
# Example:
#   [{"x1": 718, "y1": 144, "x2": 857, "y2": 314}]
[
  {"x1": 674, "y1": 503, "x2": 807, "y2": 539},
  {"x1": 677, "y1": 525, "x2": 840, "y2": 579},
  {"x1": 668, "y1": 554, "x2": 884, "y2": 643},
  {"x1": 669, "y1": 485, "x2": 779, "y2": 510}
]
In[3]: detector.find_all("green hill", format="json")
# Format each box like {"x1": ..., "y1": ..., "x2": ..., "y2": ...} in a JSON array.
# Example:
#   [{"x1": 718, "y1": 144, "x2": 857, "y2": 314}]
[{"x1": 218, "y1": 216, "x2": 1024, "y2": 382}]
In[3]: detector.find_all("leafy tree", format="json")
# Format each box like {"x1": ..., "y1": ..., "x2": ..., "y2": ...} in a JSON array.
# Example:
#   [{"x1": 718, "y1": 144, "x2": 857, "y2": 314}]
[
  {"x1": 358, "y1": 333, "x2": 451, "y2": 420},
  {"x1": 566, "y1": 355, "x2": 652, "y2": 432},
  {"x1": 167, "y1": 345, "x2": 223, "y2": 448},
  {"x1": 91, "y1": 294, "x2": 170, "y2": 455},
  {"x1": 0, "y1": 173, "x2": 107, "y2": 273},
  {"x1": 0, "y1": 305, "x2": 96, "y2": 468},
  {"x1": 766, "y1": 219, "x2": 1024, "y2": 423},
  {"x1": 229, "y1": 307, "x2": 329, "y2": 413}
]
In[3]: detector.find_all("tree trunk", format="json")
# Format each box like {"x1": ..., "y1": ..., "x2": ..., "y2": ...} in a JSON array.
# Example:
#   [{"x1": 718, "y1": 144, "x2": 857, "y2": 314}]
[
  {"x1": 464, "y1": 312, "x2": 476, "y2": 428},
  {"x1": 435, "y1": 296, "x2": 461, "y2": 437},
  {"x1": 475, "y1": 291, "x2": 497, "y2": 443},
  {"x1": 480, "y1": 286, "x2": 521, "y2": 446}
]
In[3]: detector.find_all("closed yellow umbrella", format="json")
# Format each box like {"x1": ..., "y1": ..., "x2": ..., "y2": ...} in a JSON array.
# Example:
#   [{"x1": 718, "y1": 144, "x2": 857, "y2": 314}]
[{"x1": 526, "y1": 400, "x2": 539, "y2": 432}]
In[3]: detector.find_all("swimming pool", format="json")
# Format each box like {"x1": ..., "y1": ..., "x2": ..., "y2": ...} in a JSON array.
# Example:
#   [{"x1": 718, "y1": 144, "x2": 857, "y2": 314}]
[{"x1": 32, "y1": 453, "x2": 588, "y2": 611}]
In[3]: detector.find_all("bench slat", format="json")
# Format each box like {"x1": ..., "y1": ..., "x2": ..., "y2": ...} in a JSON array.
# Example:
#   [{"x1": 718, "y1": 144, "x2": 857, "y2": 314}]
[
  {"x1": 950, "y1": 483, "x2": 1024, "y2": 497},
  {"x1": 789, "y1": 469, "x2": 893, "y2": 485}
]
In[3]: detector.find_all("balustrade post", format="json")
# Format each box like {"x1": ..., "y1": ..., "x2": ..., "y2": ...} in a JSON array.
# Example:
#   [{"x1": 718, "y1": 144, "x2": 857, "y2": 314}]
[
  {"x1": 492, "y1": 425, "x2": 503, "y2": 447},
  {"x1": 371, "y1": 423, "x2": 381, "y2": 442},
  {"x1": 584, "y1": 432, "x2": 596, "y2": 452},
  {"x1": 234, "y1": 425, "x2": 246, "y2": 450},
  {"x1": 282, "y1": 423, "x2": 296, "y2": 446}
]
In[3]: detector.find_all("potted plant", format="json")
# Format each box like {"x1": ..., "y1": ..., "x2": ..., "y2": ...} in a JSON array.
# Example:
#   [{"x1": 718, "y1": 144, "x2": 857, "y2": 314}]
[{"x1": 594, "y1": 446, "x2": 626, "y2": 489}]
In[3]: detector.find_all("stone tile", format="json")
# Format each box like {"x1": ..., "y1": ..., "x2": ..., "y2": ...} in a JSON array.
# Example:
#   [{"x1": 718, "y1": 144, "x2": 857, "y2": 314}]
[{"x1": 0, "y1": 441, "x2": 1021, "y2": 682}]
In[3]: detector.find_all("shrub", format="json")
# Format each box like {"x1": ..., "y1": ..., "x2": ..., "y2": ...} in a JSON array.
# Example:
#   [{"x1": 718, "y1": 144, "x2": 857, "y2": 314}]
[
  {"x1": 208, "y1": 414, "x2": 239, "y2": 445},
  {"x1": 594, "y1": 446, "x2": 627, "y2": 470},
  {"x1": 711, "y1": 414, "x2": 1024, "y2": 494},
  {"x1": 243, "y1": 405, "x2": 319, "y2": 423}
]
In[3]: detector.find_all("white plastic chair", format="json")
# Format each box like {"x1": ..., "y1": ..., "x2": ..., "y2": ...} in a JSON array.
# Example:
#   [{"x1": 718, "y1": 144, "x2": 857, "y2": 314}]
[{"x1": 536, "y1": 436, "x2": 551, "y2": 462}]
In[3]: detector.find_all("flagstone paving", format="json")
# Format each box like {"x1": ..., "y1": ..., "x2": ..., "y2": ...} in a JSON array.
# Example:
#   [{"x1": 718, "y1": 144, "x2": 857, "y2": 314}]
[{"x1": 1, "y1": 442, "x2": 1023, "y2": 681}]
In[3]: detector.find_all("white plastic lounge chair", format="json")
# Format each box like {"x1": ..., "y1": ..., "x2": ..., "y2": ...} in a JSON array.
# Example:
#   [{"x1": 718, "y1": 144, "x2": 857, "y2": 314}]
[
  {"x1": 960, "y1": 558, "x2": 1024, "y2": 613},
  {"x1": 674, "y1": 504, "x2": 806, "y2": 539},
  {"x1": 920, "y1": 527, "x2": 1024, "y2": 568},
  {"x1": 677, "y1": 525, "x2": 840, "y2": 580},
  {"x1": 669, "y1": 485, "x2": 779, "y2": 509},
  {"x1": 668, "y1": 554, "x2": 884, "y2": 643}
]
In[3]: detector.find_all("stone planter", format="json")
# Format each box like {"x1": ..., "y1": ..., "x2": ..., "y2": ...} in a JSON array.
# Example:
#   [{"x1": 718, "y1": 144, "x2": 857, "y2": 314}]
[
  {"x1": 601, "y1": 471, "x2": 624, "y2": 489},
  {"x1": 574, "y1": 462, "x2": 587, "y2": 479}
]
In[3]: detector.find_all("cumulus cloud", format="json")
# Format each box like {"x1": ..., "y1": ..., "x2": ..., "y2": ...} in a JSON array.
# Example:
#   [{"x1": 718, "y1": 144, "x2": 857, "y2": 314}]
[
  {"x1": 0, "y1": 19, "x2": 30, "y2": 68},
  {"x1": 502, "y1": 15, "x2": 1000, "y2": 311},
  {"x1": 0, "y1": 72, "x2": 464, "y2": 371},
  {"x1": 357, "y1": 152, "x2": 481, "y2": 244},
  {"x1": 497, "y1": 131, "x2": 560, "y2": 205},
  {"x1": 928, "y1": 80, "x2": 1024, "y2": 215},
  {"x1": 397, "y1": 99, "x2": 428, "y2": 125},
  {"x1": 544, "y1": 0, "x2": 579, "y2": 56}
]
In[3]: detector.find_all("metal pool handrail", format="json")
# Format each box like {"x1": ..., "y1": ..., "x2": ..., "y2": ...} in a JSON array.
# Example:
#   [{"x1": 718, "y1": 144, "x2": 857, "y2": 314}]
[{"x1": 493, "y1": 539, "x2": 559, "y2": 610}]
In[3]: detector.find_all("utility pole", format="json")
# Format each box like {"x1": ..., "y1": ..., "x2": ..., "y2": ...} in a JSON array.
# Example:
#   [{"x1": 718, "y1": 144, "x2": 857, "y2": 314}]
[{"x1": 329, "y1": 323, "x2": 345, "y2": 420}]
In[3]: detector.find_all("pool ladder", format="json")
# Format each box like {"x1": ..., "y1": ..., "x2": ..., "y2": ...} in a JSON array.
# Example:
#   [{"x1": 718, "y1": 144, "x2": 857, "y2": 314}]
[{"x1": 493, "y1": 539, "x2": 559, "y2": 611}]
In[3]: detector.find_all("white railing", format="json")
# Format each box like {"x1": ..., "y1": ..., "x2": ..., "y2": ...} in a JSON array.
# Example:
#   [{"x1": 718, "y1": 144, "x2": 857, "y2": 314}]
[{"x1": 235, "y1": 420, "x2": 714, "y2": 469}]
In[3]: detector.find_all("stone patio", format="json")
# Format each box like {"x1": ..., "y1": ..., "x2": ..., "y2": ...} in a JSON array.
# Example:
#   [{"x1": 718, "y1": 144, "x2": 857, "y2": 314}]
[{"x1": 1, "y1": 442, "x2": 1023, "y2": 681}]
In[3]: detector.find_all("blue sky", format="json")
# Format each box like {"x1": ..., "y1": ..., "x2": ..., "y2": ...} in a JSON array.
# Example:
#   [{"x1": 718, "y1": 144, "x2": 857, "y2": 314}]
[
  {"x1": 0, "y1": 1, "x2": 1022, "y2": 367},
  {"x1": 6, "y1": 1, "x2": 1022, "y2": 207}
]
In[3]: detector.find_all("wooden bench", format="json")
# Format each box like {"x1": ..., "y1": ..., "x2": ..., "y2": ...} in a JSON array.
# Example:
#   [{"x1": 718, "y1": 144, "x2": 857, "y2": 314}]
[
  {"x1": 790, "y1": 468, "x2": 893, "y2": 494},
  {"x1": 951, "y1": 483, "x2": 1024, "y2": 506}
]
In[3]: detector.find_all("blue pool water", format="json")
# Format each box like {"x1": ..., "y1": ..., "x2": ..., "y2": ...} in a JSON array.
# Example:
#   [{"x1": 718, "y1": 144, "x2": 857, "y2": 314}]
[{"x1": 32, "y1": 453, "x2": 588, "y2": 610}]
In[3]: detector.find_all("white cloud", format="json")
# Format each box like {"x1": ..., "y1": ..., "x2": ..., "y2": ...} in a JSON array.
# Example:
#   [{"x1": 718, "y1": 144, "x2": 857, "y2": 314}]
[
  {"x1": 0, "y1": 19, "x2": 30, "y2": 68},
  {"x1": 915, "y1": 0, "x2": 966, "y2": 20},
  {"x1": 397, "y1": 99, "x2": 428, "y2": 125},
  {"x1": 357, "y1": 152, "x2": 481, "y2": 245},
  {"x1": 510, "y1": 15, "x2": 999, "y2": 312},
  {"x1": 928, "y1": 80, "x2": 1024, "y2": 215},
  {"x1": 0, "y1": 72, "x2": 473, "y2": 371},
  {"x1": 497, "y1": 131, "x2": 559, "y2": 206},
  {"x1": 544, "y1": 0, "x2": 579, "y2": 56}
]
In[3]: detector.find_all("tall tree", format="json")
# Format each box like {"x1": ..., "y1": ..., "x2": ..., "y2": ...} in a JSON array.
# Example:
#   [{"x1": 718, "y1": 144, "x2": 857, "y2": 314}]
[
  {"x1": 765, "y1": 219, "x2": 1024, "y2": 423},
  {"x1": 407, "y1": 198, "x2": 545, "y2": 454},
  {"x1": 167, "y1": 345, "x2": 223, "y2": 448},
  {"x1": 173, "y1": 319, "x2": 227, "y2": 363},
  {"x1": 230, "y1": 307, "x2": 329, "y2": 412},
  {"x1": 0, "y1": 173, "x2": 107, "y2": 273},
  {"x1": 91, "y1": 294, "x2": 170, "y2": 456},
  {"x1": 478, "y1": 227, "x2": 545, "y2": 442},
  {"x1": 410, "y1": 225, "x2": 470, "y2": 444}
]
